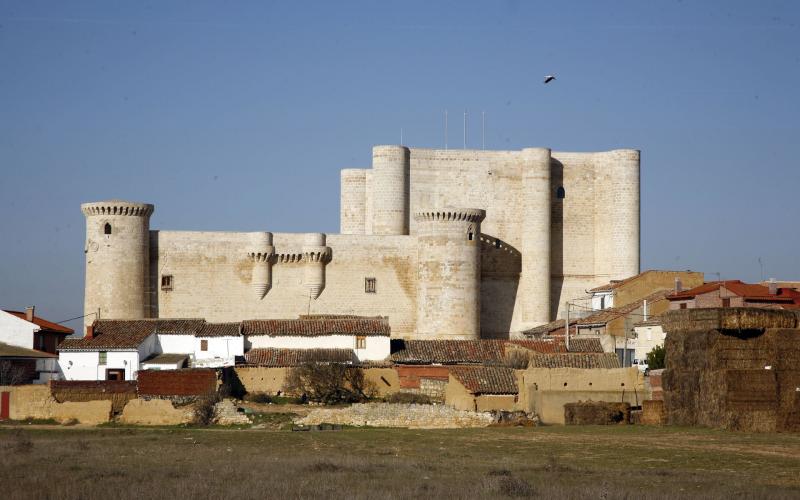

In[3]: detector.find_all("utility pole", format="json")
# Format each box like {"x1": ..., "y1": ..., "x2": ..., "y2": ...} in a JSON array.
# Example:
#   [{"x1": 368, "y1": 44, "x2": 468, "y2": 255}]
[{"x1": 564, "y1": 301, "x2": 570, "y2": 351}]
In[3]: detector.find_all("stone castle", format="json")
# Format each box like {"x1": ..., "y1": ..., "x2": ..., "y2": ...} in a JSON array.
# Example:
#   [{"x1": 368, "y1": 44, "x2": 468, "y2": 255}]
[{"x1": 82, "y1": 145, "x2": 640, "y2": 339}]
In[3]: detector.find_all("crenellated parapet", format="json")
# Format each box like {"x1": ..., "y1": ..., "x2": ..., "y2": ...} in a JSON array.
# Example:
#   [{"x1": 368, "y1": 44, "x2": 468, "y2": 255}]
[
  {"x1": 81, "y1": 200, "x2": 154, "y2": 217},
  {"x1": 413, "y1": 208, "x2": 486, "y2": 224},
  {"x1": 247, "y1": 232, "x2": 275, "y2": 300}
]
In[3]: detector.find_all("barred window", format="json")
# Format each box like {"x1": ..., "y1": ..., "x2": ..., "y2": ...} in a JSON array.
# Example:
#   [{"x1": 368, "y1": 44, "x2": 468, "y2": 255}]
[
  {"x1": 161, "y1": 275, "x2": 173, "y2": 291},
  {"x1": 356, "y1": 336, "x2": 366, "y2": 349},
  {"x1": 365, "y1": 277, "x2": 376, "y2": 293}
]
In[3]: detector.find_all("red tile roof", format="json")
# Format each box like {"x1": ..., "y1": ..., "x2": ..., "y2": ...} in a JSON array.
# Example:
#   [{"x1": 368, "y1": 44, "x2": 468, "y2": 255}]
[
  {"x1": 527, "y1": 353, "x2": 620, "y2": 369},
  {"x1": 4, "y1": 310, "x2": 73, "y2": 335},
  {"x1": 449, "y1": 366, "x2": 518, "y2": 395},
  {"x1": 58, "y1": 319, "x2": 204, "y2": 351},
  {"x1": 390, "y1": 339, "x2": 599, "y2": 364},
  {"x1": 578, "y1": 290, "x2": 670, "y2": 326},
  {"x1": 242, "y1": 317, "x2": 389, "y2": 337},
  {"x1": 244, "y1": 348, "x2": 356, "y2": 367},
  {"x1": 588, "y1": 270, "x2": 667, "y2": 293},
  {"x1": 668, "y1": 280, "x2": 800, "y2": 306},
  {"x1": 197, "y1": 322, "x2": 241, "y2": 337}
]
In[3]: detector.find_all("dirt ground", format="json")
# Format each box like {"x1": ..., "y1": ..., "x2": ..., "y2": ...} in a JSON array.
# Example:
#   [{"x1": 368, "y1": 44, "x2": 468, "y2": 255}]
[{"x1": 1, "y1": 424, "x2": 799, "y2": 499}]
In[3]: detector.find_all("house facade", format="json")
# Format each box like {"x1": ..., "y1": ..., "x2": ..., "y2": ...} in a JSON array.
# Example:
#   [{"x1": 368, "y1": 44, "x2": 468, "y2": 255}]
[
  {"x1": 667, "y1": 280, "x2": 800, "y2": 310},
  {"x1": 0, "y1": 307, "x2": 72, "y2": 383}
]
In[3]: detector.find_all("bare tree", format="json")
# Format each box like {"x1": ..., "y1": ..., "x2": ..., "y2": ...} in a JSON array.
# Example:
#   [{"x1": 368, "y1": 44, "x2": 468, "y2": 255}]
[
  {"x1": 0, "y1": 360, "x2": 29, "y2": 386},
  {"x1": 286, "y1": 363, "x2": 376, "y2": 404}
]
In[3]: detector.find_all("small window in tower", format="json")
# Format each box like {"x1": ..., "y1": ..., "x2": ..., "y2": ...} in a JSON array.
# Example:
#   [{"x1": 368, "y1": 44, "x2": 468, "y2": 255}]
[
  {"x1": 104, "y1": 223, "x2": 112, "y2": 235},
  {"x1": 356, "y1": 336, "x2": 366, "y2": 349},
  {"x1": 556, "y1": 187, "x2": 566, "y2": 199},
  {"x1": 494, "y1": 238, "x2": 501, "y2": 249},
  {"x1": 365, "y1": 277, "x2": 376, "y2": 294},
  {"x1": 161, "y1": 275, "x2": 173, "y2": 291},
  {"x1": 468, "y1": 232, "x2": 474, "y2": 241}
]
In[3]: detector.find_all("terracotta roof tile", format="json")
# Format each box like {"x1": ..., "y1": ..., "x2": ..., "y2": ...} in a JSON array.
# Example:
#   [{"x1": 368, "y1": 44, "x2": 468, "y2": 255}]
[
  {"x1": 58, "y1": 319, "x2": 204, "y2": 351},
  {"x1": 4, "y1": 310, "x2": 74, "y2": 335},
  {"x1": 197, "y1": 322, "x2": 241, "y2": 337},
  {"x1": 244, "y1": 348, "x2": 356, "y2": 367},
  {"x1": 527, "y1": 353, "x2": 621, "y2": 369},
  {"x1": 449, "y1": 366, "x2": 518, "y2": 395},
  {"x1": 242, "y1": 317, "x2": 389, "y2": 337}
]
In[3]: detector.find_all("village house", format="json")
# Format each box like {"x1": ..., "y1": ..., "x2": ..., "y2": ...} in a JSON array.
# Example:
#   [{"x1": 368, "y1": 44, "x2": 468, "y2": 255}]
[
  {"x1": 584, "y1": 270, "x2": 704, "y2": 313},
  {"x1": 667, "y1": 280, "x2": 800, "y2": 310},
  {"x1": 0, "y1": 307, "x2": 72, "y2": 383},
  {"x1": 632, "y1": 318, "x2": 665, "y2": 366}
]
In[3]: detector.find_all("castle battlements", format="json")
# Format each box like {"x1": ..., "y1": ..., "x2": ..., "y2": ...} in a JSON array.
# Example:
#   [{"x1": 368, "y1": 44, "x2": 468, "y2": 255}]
[{"x1": 82, "y1": 143, "x2": 640, "y2": 340}]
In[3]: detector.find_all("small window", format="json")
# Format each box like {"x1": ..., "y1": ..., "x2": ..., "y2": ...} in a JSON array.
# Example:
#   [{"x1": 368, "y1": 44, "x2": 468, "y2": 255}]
[
  {"x1": 104, "y1": 223, "x2": 112, "y2": 235},
  {"x1": 161, "y1": 275, "x2": 173, "y2": 291},
  {"x1": 356, "y1": 336, "x2": 366, "y2": 349},
  {"x1": 365, "y1": 277, "x2": 376, "y2": 294},
  {"x1": 556, "y1": 187, "x2": 566, "y2": 199},
  {"x1": 600, "y1": 296, "x2": 605, "y2": 309},
  {"x1": 468, "y1": 232, "x2": 474, "y2": 241},
  {"x1": 680, "y1": 303, "x2": 687, "y2": 310},
  {"x1": 722, "y1": 298, "x2": 730, "y2": 308},
  {"x1": 494, "y1": 238, "x2": 501, "y2": 249},
  {"x1": 200, "y1": 339, "x2": 208, "y2": 351},
  {"x1": 99, "y1": 351, "x2": 107, "y2": 364}
]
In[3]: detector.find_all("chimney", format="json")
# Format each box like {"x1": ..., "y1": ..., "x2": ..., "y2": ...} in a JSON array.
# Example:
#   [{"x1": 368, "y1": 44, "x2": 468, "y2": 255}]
[
  {"x1": 768, "y1": 278, "x2": 777, "y2": 295},
  {"x1": 674, "y1": 278, "x2": 682, "y2": 293},
  {"x1": 25, "y1": 306, "x2": 35, "y2": 322},
  {"x1": 85, "y1": 324, "x2": 94, "y2": 339}
]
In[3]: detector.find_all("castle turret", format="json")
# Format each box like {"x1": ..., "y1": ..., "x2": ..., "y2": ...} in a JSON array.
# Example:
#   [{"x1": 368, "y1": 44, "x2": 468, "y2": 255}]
[
  {"x1": 302, "y1": 233, "x2": 331, "y2": 300},
  {"x1": 371, "y1": 145, "x2": 410, "y2": 235},
  {"x1": 414, "y1": 208, "x2": 485, "y2": 340},
  {"x1": 81, "y1": 200, "x2": 154, "y2": 329},
  {"x1": 520, "y1": 148, "x2": 552, "y2": 327},
  {"x1": 608, "y1": 149, "x2": 640, "y2": 280},
  {"x1": 248, "y1": 232, "x2": 275, "y2": 299}
]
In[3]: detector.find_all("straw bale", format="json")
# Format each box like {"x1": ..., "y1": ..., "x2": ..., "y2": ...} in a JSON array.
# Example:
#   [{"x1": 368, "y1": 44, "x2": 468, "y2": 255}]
[
  {"x1": 564, "y1": 401, "x2": 630, "y2": 425},
  {"x1": 641, "y1": 400, "x2": 665, "y2": 425}
]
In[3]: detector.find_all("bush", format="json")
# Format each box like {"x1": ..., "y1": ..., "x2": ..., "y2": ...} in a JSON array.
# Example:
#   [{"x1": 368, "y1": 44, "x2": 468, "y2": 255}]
[
  {"x1": 193, "y1": 395, "x2": 221, "y2": 425},
  {"x1": 385, "y1": 392, "x2": 432, "y2": 405},
  {"x1": 244, "y1": 393, "x2": 273, "y2": 404},
  {"x1": 646, "y1": 344, "x2": 666, "y2": 370},
  {"x1": 286, "y1": 363, "x2": 376, "y2": 405}
]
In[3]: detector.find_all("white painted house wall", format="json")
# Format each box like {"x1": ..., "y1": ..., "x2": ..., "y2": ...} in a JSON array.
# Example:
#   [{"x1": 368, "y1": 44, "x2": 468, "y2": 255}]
[
  {"x1": 246, "y1": 335, "x2": 390, "y2": 362},
  {"x1": 634, "y1": 324, "x2": 666, "y2": 362},
  {"x1": 591, "y1": 291, "x2": 614, "y2": 311},
  {"x1": 157, "y1": 334, "x2": 195, "y2": 355},
  {"x1": 59, "y1": 333, "x2": 156, "y2": 381},
  {"x1": 0, "y1": 310, "x2": 38, "y2": 349},
  {"x1": 156, "y1": 334, "x2": 244, "y2": 367}
]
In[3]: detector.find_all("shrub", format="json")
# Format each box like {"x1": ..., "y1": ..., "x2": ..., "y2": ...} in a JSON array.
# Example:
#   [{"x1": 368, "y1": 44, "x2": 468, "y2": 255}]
[
  {"x1": 646, "y1": 344, "x2": 666, "y2": 370},
  {"x1": 193, "y1": 395, "x2": 221, "y2": 425},
  {"x1": 385, "y1": 392, "x2": 432, "y2": 405},
  {"x1": 244, "y1": 392, "x2": 273, "y2": 404},
  {"x1": 286, "y1": 363, "x2": 376, "y2": 405}
]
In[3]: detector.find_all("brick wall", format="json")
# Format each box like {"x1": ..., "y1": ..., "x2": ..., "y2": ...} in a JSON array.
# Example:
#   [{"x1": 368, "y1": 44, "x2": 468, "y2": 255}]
[{"x1": 137, "y1": 369, "x2": 218, "y2": 397}]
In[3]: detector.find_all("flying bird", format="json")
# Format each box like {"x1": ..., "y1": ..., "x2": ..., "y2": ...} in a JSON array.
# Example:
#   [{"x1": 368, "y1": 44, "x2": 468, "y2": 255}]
[{"x1": 543, "y1": 75, "x2": 556, "y2": 84}]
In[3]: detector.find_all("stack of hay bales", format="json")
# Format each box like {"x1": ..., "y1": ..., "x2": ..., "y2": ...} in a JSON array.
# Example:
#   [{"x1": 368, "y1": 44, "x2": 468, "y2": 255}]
[
  {"x1": 563, "y1": 401, "x2": 630, "y2": 425},
  {"x1": 661, "y1": 308, "x2": 800, "y2": 432}
]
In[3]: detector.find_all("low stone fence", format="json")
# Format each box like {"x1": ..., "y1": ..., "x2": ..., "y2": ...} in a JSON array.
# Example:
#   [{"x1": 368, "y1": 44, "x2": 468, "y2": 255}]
[{"x1": 295, "y1": 403, "x2": 494, "y2": 429}]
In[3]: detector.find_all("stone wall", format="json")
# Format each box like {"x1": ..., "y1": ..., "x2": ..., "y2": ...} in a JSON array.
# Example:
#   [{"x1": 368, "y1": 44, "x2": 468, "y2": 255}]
[
  {"x1": 137, "y1": 369, "x2": 218, "y2": 397},
  {"x1": 0, "y1": 384, "x2": 112, "y2": 425},
  {"x1": 234, "y1": 367, "x2": 289, "y2": 395},
  {"x1": 295, "y1": 402, "x2": 494, "y2": 429}
]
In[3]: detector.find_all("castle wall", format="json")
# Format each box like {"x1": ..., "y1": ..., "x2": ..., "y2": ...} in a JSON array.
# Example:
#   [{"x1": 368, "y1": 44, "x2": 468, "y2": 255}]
[
  {"x1": 340, "y1": 169, "x2": 367, "y2": 234},
  {"x1": 150, "y1": 231, "x2": 419, "y2": 337}
]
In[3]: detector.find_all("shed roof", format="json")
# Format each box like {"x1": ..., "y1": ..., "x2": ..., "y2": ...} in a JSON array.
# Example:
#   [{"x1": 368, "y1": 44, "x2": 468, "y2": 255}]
[
  {"x1": 449, "y1": 366, "x2": 518, "y2": 395},
  {"x1": 242, "y1": 317, "x2": 389, "y2": 337},
  {"x1": 141, "y1": 353, "x2": 189, "y2": 365},
  {"x1": 527, "y1": 353, "x2": 621, "y2": 369},
  {"x1": 3, "y1": 310, "x2": 74, "y2": 335},
  {"x1": 0, "y1": 341, "x2": 57, "y2": 359},
  {"x1": 244, "y1": 348, "x2": 357, "y2": 367}
]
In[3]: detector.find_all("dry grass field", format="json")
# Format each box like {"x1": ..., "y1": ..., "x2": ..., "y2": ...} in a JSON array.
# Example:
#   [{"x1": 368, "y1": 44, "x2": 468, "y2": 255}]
[{"x1": 1, "y1": 423, "x2": 799, "y2": 499}]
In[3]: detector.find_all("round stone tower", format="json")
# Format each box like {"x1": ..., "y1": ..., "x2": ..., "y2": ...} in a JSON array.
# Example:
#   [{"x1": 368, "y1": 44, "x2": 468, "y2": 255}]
[
  {"x1": 520, "y1": 147, "x2": 552, "y2": 327},
  {"x1": 81, "y1": 200, "x2": 154, "y2": 329},
  {"x1": 607, "y1": 149, "x2": 640, "y2": 280},
  {"x1": 371, "y1": 145, "x2": 410, "y2": 235},
  {"x1": 248, "y1": 232, "x2": 275, "y2": 300},
  {"x1": 302, "y1": 233, "x2": 332, "y2": 300},
  {"x1": 414, "y1": 208, "x2": 486, "y2": 340}
]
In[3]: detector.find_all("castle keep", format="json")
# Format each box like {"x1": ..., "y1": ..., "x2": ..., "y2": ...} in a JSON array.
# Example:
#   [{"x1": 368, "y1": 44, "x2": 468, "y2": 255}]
[{"x1": 82, "y1": 145, "x2": 640, "y2": 339}]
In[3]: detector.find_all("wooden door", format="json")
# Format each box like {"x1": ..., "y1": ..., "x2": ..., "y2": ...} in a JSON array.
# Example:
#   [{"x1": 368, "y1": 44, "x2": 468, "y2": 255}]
[
  {"x1": 106, "y1": 369, "x2": 125, "y2": 381},
  {"x1": 0, "y1": 391, "x2": 9, "y2": 420}
]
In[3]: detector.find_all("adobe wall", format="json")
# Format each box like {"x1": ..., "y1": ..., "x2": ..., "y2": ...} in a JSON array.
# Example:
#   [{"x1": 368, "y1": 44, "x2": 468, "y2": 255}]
[
  {"x1": 363, "y1": 367, "x2": 401, "y2": 397},
  {"x1": 519, "y1": 367, "x2": 644, "y2": 424},
  {"x1": 120, "y1": 398, "x2": 193, "y2": 425},
  {"x1": 614, "y1": 271, "x2": 704, "y2": 308},
  {"x1": 444, "y1": 374, "x2": 520, "y2": 412},
  {"x1": 233, "y1": 367, "x2": 289, "y2": 395},
  {"x1": 1, "y1": 385, "x2": 112, "y2": 425},
  {"x1": 150, "y1": 231, "x2": 419, "y2": 337}
]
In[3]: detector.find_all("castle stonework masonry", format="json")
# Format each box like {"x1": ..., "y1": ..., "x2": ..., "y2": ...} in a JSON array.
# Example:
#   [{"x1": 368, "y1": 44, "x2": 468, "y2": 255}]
[{"x1": 82, "y1": 145, "x2": 640, "y2": 339}]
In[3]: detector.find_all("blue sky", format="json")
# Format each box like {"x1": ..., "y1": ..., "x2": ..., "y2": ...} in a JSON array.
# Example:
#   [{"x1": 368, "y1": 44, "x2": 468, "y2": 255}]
[{"x1": 1, "y1": 1, "x2": 798, "y2": 329}]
